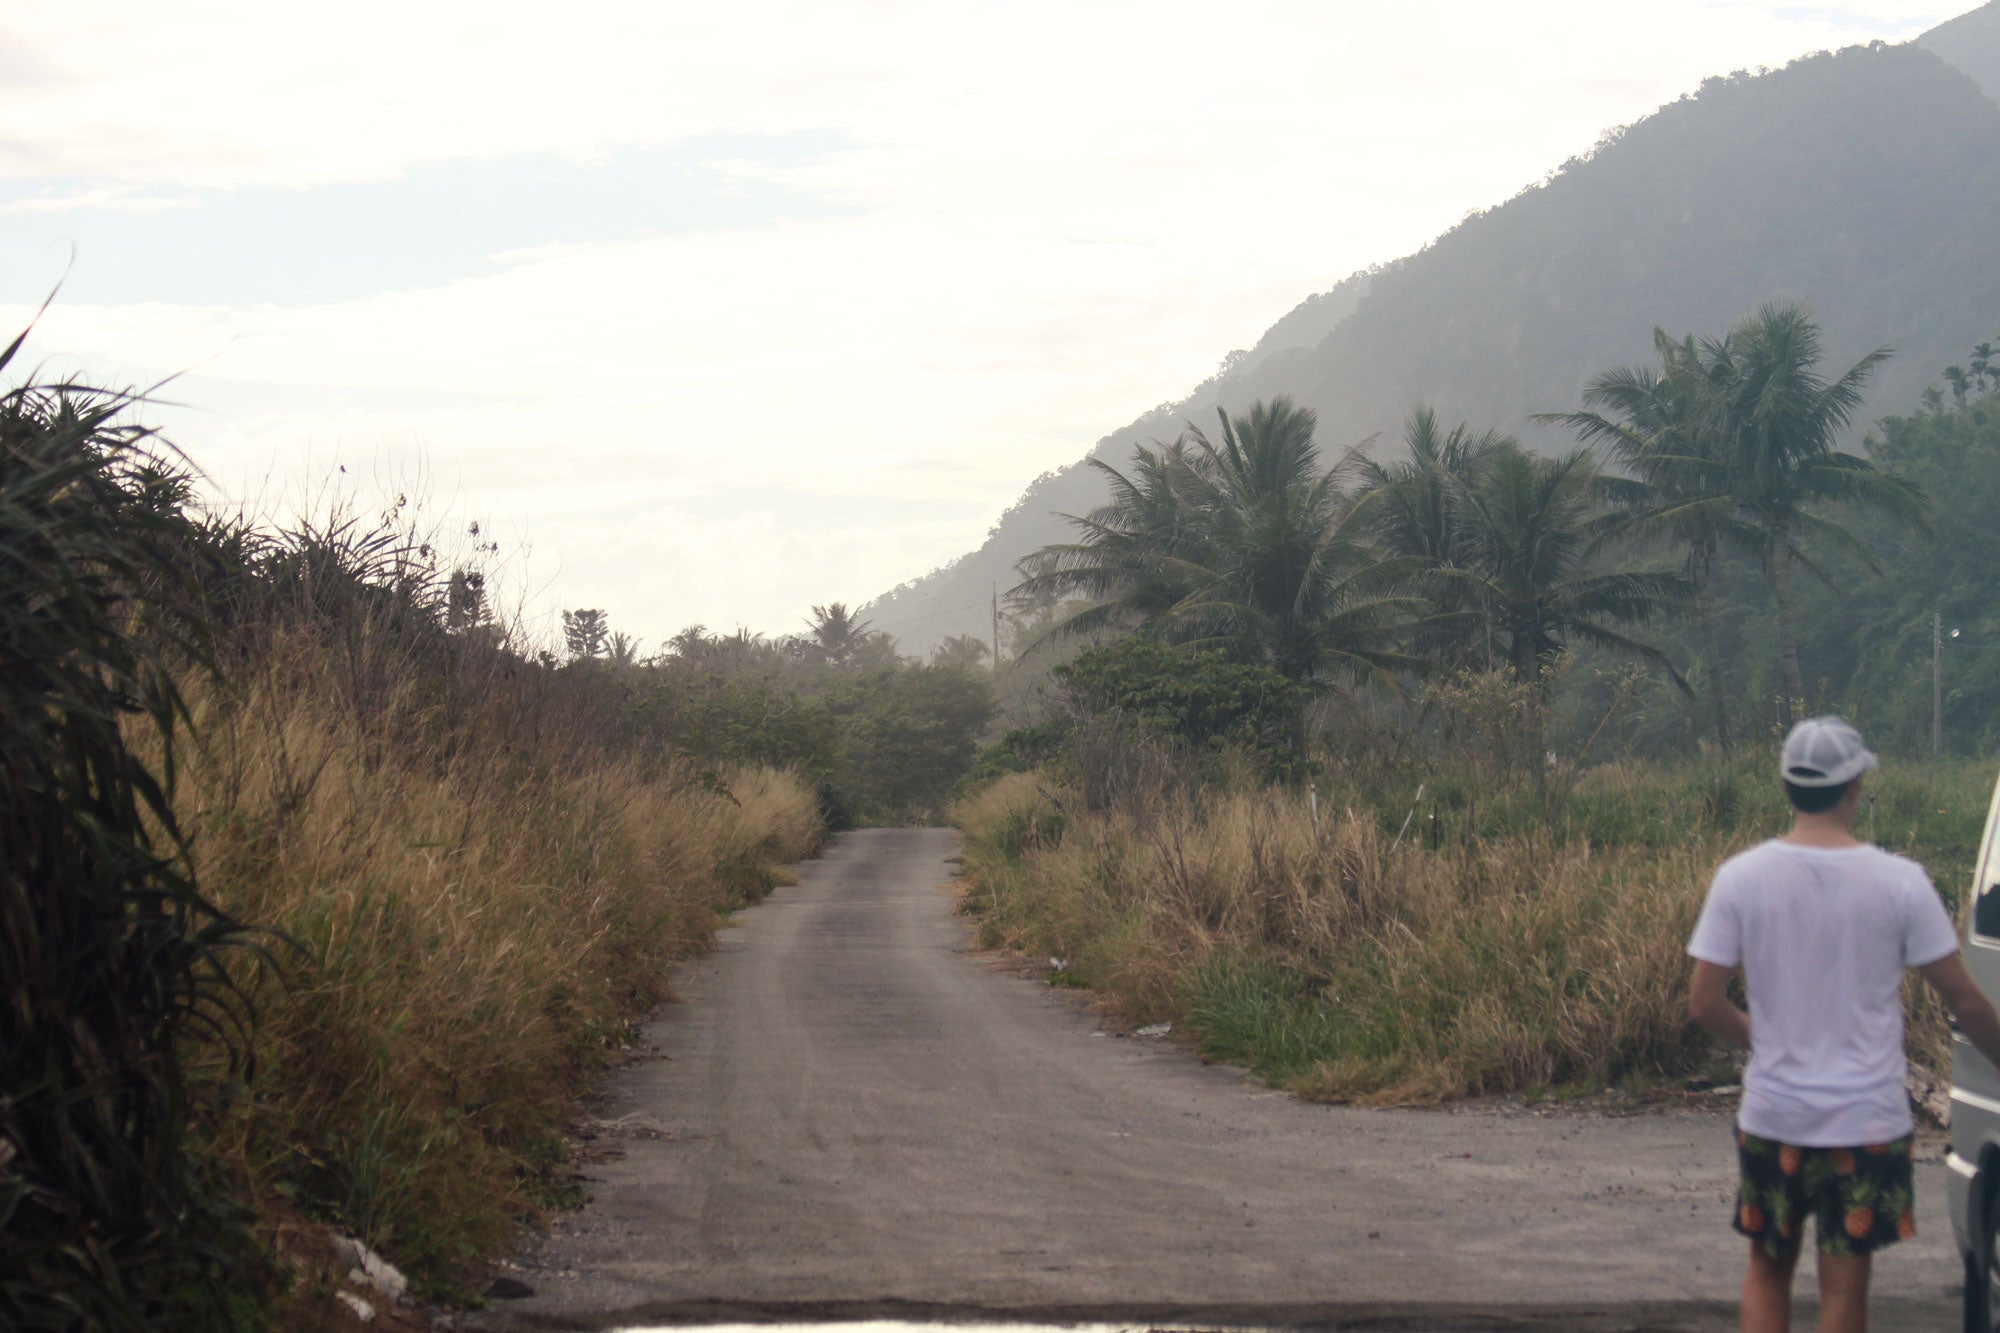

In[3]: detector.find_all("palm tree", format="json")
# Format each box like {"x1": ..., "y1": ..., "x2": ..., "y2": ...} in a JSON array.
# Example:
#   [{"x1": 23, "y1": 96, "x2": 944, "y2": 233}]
[
  {"x1": 1163, "y1": 397, "x2": 1419, "y2": 684},
  {"x1": 1350, "y1": 407, "x2": 1510, "y2": 670},
  {"x1": 1539, "y1": 330, "x2": 1753, "y2": 748},
  {"x1": 667, "y1": 623, "x2": 712, "y2": 659},
  {"x1": 1011, "y1": 436, "x2": 1206, "y2": 641},
  {"x1": 1021, "y1": 397, "x2": 1417, "y2": 685},
  {"x1": 607, "y1": 631, "x2": 644, "y2": 669},
  {"x1": 1455, "y1": 445, "x2": 1690, "y2": 686},
  {"x1": 807, "y1": 602, "x2": 873, "y2": 669},
  {"x1": 930, "y1": 634, "x2": 991, "y2": 670},
  {"x1": 1710, "y1": 303, "x2": 1927, "y2": 718}
]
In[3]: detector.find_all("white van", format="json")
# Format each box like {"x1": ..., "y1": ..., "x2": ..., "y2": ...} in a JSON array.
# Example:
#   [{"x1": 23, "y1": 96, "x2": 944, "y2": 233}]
[{"x1": 1948, "y1": 772, "x2": 2000, "y2": 1329}]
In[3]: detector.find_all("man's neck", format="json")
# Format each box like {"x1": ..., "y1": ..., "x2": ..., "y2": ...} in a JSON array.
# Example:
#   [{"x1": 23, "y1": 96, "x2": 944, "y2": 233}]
[{"x1": 1783, "y1": 812, "x2": 1864, "y2": 849}]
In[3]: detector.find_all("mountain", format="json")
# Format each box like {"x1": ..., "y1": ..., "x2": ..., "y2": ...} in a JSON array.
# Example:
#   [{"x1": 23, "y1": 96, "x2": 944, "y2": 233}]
[
  {"x1": 864, "y1": 5, "x2": 2000, "y2": 658},
  {"x1": 1923, "y1": 0, "x2": 2000, "y2": 99}
]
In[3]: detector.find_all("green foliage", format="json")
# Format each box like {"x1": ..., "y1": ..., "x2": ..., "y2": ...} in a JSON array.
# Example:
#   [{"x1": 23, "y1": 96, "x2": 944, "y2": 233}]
[
  {"x1": 1576, "y1": 334, "x2": 1997, "y2": 758},
  {"x1": 1019, "y1": 397, "x2": 1419, "y2": 685},
  {"x1": 885, "y1": 39, "x2": 2000, "y2": 660},
  {"x1": 1539, "y1": 328, "x2": 1756, "y2": 747},
  {"x1": 642, "y1": 627, "x2": 1000, "y2": 824},
  {"x1": 958, "y1": 720, "x2": 1070, "y2": 789},
  {"x1": 806, "y1": 601, "x2": 894, "y2": 671},
  {"x1": 830, "y1": 664, "x2": 999, "y2": 822},
  {"x1": 1707, "y1": 302, "x2": 1924, "y2": 713},
  {"x1": 929, "y1": 633, "x2": 991, "y2": 669},
  {"x1": 956, "y1": 757, "x2": 1989, "y2": 1105},
  {"x1": 1054, "y1": 638, "x2": 1299, "y2": 753},
  {"x1": 1349, "y1": 407, "x2": 1511, "y2": 670},
  {"x1": 1015, "y1": 395, "x2": 1688, "y2": 769},
  {"x1": 638, "y1": 666, "x2": 840, "y2": 775},
  {"x1": 1184, "y1": 953, "x2": 1345, "y2": 1082},
  {"x1": 561, "y1": 607, "x2": 609, "y2": 660},
  {"x1": 0, "y1": 354, "x2": 259, "y2": 1329},
  {"x1": 962, "y1": 639, "x2": 1308, "y2": 796},
  {"x1": 1805, "y1": 348, "x2": 2000, "y2": 754},
  {"x1": 1450, "y1": 446, "x2": 1689, "y2": 683}
]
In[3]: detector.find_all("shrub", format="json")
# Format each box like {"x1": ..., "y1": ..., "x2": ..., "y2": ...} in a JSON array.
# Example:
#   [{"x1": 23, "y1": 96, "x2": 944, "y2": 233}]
[{"x1": 1053, "y1": 638, "x2": 1300, "y2": 754}]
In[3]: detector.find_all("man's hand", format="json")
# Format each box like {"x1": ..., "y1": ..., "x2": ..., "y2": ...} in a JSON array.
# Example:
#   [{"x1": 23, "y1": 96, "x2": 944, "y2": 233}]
[
  {"x1": 1920, "y1": 952, "x2": 2000, "y2": 1072},
  {"x1": 1689, "y1": 959, "x2": 1751, "y2": 1048}
]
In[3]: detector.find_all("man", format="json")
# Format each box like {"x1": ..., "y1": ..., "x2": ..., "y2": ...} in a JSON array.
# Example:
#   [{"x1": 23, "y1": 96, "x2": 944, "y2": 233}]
[{"x1": 1687, "y1": 715, "x2": 2000, "y2": 1333}]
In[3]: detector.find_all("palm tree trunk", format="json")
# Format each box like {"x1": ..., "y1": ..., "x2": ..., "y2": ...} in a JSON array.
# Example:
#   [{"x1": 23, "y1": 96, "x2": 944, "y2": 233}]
[
  {"x1": 1509, "y1": 628, "x2": 1550, "y2": 793},
  {"x1": 1769, "y1": 525, "x2": 1806, "y2": 724},
  {"x1": 1691, "y1": 542, "x2": 1730, "y2": 751}
]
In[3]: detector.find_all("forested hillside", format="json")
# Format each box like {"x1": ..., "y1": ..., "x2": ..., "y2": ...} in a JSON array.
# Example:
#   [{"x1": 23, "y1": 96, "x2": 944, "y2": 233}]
[
  {"x1": 868, "y1": 10, "x2": 2000, "y2": 657},
  {"x1": 1923, "y1": 0, "x2": 2000, "y2": 95}
]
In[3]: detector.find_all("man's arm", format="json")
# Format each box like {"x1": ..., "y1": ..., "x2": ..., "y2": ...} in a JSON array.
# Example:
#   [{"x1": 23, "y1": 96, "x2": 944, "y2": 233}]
[
  {"x1": 1688, "y1": 959, "x2": 1751, "y2": 1048},
  {"x1": 1919, "y1": 952, "x2": 2000, "y2": 1071}
]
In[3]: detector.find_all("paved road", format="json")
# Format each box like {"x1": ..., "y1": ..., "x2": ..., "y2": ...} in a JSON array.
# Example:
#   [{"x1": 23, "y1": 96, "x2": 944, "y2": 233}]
[{"x1": 470, "y1": 829, "x2": 1964, "y2": 1332}]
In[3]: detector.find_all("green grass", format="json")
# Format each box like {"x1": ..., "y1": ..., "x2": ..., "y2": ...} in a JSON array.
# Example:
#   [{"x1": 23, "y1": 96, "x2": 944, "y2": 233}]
[
  {"x1": 1184, "y1": 953, "x2": 1346, "y2": 1082},
  {"x1": 956, "y1": 756, "x2": 1992, "y2": 1106}
]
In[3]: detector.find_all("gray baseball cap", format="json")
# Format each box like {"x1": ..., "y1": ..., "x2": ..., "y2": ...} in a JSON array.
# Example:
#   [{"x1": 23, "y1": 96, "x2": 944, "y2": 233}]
[{"x1": 1780, "y1": 715, "x2": 1880, "y2": 787}]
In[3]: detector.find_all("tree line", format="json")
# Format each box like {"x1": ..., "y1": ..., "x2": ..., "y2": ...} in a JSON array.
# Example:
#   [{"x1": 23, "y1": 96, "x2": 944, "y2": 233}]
[
  {"x1": 550, "y1": 601, "x2": 997, "y2": 826},
  {"x1": 1009, "y1": 301, "x2": 1945, "y2": 764}
]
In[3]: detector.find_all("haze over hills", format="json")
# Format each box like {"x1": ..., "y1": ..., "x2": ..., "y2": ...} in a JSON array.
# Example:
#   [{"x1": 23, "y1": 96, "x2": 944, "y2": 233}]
[
  {"x1": 864, "y1": 3, "x2": 2000, "y2": 659},
  {"x1": 1923, "y1": 0, "x2": 2000, "y2": 94}
]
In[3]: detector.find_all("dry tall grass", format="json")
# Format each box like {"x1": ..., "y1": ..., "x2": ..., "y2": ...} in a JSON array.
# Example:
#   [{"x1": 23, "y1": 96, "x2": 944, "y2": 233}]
[
  {"x1": 170, "y1": 630, "x2": 821, "y2": 1300},
  {"x1": 957, "y1": 767, "x2": 1965, "y2": 1104}
]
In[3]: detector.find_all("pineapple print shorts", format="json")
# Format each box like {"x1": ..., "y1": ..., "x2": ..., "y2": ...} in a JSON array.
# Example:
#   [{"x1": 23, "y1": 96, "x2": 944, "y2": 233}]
[{"x1": 1733, "y1": 1129, "x2": 1916, "y2": 1258}]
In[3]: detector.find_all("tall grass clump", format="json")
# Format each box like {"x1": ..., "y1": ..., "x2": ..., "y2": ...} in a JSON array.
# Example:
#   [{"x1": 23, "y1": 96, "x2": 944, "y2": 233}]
[
  {"x1": 956, "y1": 755, "x2": 1987, "y2": 1104},
  {"x1": 2, "y1": 337, "x2": 824, "y2": 1322},
  {"x1": 174, "y1": 508, "x2": 823, "y2": 1303}
]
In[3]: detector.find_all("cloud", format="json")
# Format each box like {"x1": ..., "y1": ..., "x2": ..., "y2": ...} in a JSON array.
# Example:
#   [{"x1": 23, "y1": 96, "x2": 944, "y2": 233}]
[
  {"x1": 0, "y1": 0, "x2": 1964, "y2": 644},
  {"x1": 0, "y1": 137, "x2": 853, "y2": 306}
]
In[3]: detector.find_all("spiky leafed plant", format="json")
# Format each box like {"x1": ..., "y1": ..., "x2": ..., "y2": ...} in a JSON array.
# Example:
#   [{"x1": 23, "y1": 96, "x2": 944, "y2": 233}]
[
  {"x1": 1710, "y1": 303, "x2": 1928, "y2": 718},
  {"x1": 0, "y1": 329, "x2": 257, "y2": 1329},
  {"x1": 1539, "y1": 330, "x2": 1756, "y2": 749}
]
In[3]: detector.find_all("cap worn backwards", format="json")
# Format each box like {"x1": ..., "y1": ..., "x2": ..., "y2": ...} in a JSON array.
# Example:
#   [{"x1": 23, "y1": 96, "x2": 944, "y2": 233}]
[{"x1": 1779, "y1": 715, "x2": 1880, "y2": 788}]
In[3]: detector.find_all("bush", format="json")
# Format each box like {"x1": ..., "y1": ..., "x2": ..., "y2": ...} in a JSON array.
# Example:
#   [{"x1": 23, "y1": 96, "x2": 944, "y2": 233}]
[
  {"x1": 961, "y1": 638, "x2": 1309, "y2": 807},
  {"x1": 829, "y1": 663, "x2": 998, "y2": 822},
  {"x1": 1054, "y1": 638, "x2": 1300, "y2": 753}
]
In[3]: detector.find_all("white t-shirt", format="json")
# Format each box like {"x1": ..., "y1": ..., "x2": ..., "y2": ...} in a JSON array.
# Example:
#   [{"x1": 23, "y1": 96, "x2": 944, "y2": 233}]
[{"x1": 1687, "y1": 839, "x2": 1960, "y2": 1147}]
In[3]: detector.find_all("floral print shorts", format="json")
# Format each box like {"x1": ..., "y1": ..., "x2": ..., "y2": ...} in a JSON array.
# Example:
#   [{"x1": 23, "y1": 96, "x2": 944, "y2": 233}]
[{"x1": 1733, "y1": 1129, "x2": 1916, "y2": 1258}]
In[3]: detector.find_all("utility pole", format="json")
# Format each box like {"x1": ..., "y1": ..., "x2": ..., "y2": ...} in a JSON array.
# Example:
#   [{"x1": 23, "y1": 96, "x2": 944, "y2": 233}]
[
  {"x1": 991, "y1": 584, "x2": 1001, "y2": 675},
  {"x1": 1934, "y1": 610, "x2": 1943, "y2": 759}
]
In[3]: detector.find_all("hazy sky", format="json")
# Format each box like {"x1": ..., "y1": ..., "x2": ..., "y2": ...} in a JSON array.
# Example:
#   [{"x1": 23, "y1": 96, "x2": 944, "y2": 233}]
[{"x1": 0, "y1": 1, "x2": 1964, "y2": 650}]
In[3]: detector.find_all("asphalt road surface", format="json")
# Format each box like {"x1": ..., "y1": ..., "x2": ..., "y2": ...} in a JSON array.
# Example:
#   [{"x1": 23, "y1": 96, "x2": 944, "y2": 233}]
[{"x1": 468, "y1": 829, "x2": 1965, "y2": 1332}]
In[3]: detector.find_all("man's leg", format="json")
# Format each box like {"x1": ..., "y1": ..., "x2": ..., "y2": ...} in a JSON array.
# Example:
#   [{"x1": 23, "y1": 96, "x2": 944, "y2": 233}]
[
  {"x1": 1815, "y1": 1250, "x2": 1871, "y2": 1333},
  {"x1": 1742, "y1": 1239, "x2": 1798, "y2": 1333}
]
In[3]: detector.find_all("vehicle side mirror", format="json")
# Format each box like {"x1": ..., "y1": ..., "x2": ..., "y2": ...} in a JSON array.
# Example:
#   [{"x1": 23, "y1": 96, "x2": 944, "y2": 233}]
[{"x1": 1977, "y1": 884, "x2": 2000, "y2": 941}]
